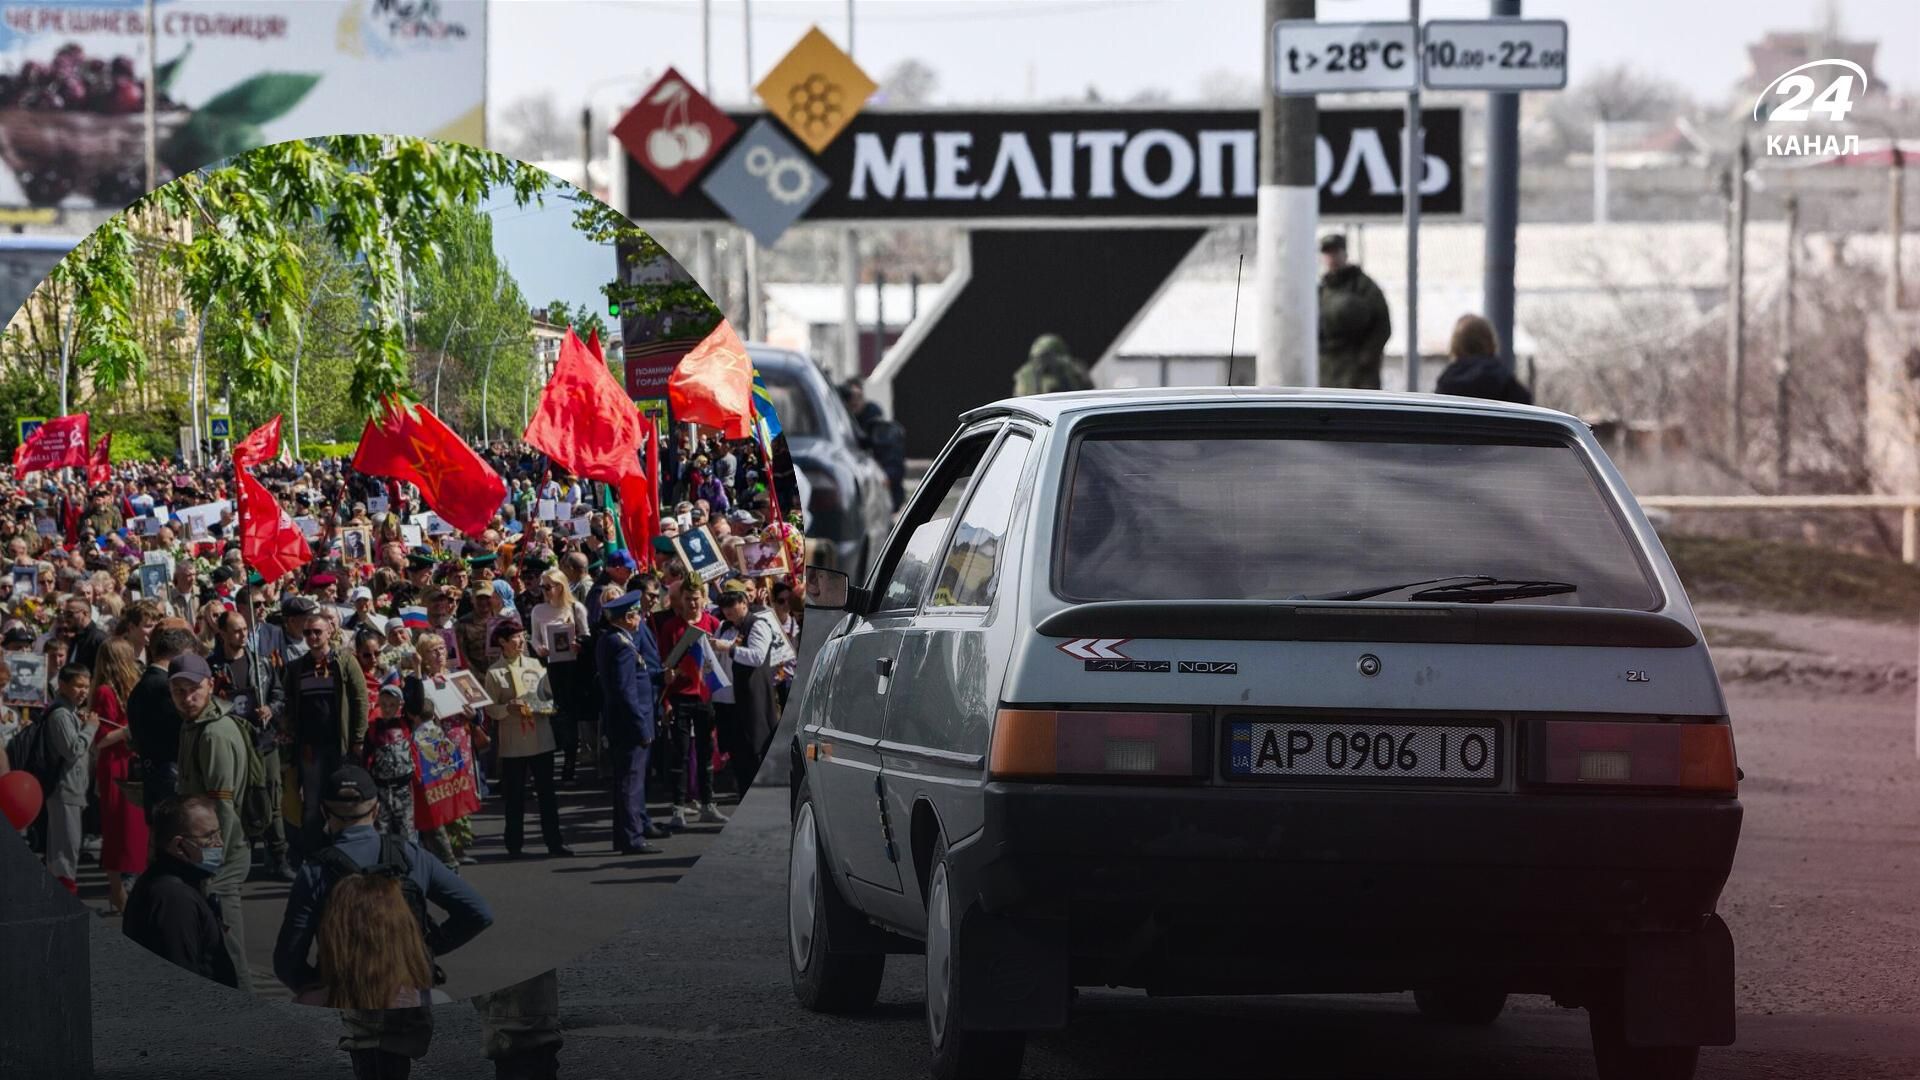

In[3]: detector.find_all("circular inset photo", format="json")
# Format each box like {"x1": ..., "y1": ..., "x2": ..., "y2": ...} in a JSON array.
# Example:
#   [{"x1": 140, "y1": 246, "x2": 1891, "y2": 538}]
[{"x1": 0, "y1": 135, "x2": 812, "y2": 1006}]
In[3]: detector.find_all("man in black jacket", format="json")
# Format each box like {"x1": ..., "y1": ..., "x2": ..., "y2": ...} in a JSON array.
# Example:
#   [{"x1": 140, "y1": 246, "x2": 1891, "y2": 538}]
[
  {"x1": 128, "y1": 627, "x2": 195, "y2": 822},
  {"x1": 123, "y1": 795, "x2": 238, "y2": 988},
  {"x1": 210, "y1": 608, "x2": 293, "y2": 880},
  {"x1": 60, "y1": 594, "x2": 108, "y2": 681}
]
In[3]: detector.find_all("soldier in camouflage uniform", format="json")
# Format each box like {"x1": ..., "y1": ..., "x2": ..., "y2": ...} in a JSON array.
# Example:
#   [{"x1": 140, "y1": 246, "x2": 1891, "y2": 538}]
[
  {"x1": 339, "y1": 969, "x2": 562, "y2": 1080},
  {"x1": 1317, "y1": 233, "x2": 1393, "y2": 390},
  {"x1": 1012, "y1": 334, "x2": 1095, "y2": 397}
]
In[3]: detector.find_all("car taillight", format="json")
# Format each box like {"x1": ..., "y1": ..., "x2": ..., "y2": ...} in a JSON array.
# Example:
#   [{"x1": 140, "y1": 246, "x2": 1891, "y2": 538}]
[
  {"x1": 989, "y1": 709, "x2": 1201, "y2": 781},
  {"x1": 1522, "y1": 720, "x2": 1737, "y2": 795}
]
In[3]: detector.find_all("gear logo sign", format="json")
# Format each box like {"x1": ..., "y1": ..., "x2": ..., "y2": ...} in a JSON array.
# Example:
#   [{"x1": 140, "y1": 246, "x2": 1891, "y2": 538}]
[
  {"x1": 700, "y1": 119, "x2": 830, "y2": 248},
  {"x1": 754, "y1": 26, "x2": 875, "y2": 154}
]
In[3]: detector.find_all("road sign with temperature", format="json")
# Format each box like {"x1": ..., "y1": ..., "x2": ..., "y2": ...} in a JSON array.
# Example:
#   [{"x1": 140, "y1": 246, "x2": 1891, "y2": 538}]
[
  {"x1": 1422, "y1": 20, "x2": 1568, "y2": 91},
  {"x1": 1273, "y1": 21, "x2": 1417, "y2": 96}
]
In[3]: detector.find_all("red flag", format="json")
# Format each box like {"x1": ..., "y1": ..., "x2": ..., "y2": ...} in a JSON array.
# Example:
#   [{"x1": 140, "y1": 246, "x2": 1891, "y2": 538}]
[
  {"x1": 668, "y1": 320, "x2": 754, "y2": 440},
  {"x1": 641, "y1": 418, "x2": 662, "y2": 558},
  {"x1": 237, "y1": 469, "x2": 311, "y2": 583},
  {"x1": 87, "y1": 433, "x2": 111, "y2": 486},
  {"x1": 523, "y1": 328, "x2": 644, "y2": 483},
  {"x1": 15, "y1": 413, "x2": 90, "y2": 475},
  {"x1": 585, "y1": 328, "x2": 604, "y2": 363},
  {"x1": 352, "y1": 397, "x2": 506, "y2": 537},
  {"x1": 232, "y1": 415, "x2": 282, "y2": 469},
  {"x1": 614, "y1": 468, "x2": 655, "y2": 571}
]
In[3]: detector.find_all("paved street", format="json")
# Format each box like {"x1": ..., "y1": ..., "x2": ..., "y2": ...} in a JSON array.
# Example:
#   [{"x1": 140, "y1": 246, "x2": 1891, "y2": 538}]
[{"x1": 84, "y1": 609, "x2": 1920, "y2": 1079}]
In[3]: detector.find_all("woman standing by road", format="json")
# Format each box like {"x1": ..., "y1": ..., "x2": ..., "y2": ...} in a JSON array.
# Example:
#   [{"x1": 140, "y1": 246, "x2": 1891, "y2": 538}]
[
  {"x1": 528, "y1": 570, "x2": 590, "y2": 785},
  {"x1": 89, "y1": 637, "x2": 147, "y2": 915}
]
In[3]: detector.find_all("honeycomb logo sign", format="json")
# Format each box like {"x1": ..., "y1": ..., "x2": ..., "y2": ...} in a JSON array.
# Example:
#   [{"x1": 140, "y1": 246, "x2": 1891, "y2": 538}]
[{"x1": 753, "y1": 26, "x2": 876, "y2": 155}]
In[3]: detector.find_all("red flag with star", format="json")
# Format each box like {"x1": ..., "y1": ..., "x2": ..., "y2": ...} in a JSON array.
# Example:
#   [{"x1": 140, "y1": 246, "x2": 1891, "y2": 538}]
[
  {"x1": 232, "y1": 415, "x2": 282, "y2": 469},
  {"x1": 352, "y1": 397, "x2": 506, "y2": 537},
  {"x1": 524, "y1": 328, "x2": 645, "y2": 484},
  {"x1": 87, "y1": 432, "x2": 111, "y2": 486},
  {"x1": 668, "y1": 320, "x2": 754, "y2": 440},
  {"x1": 15, "y1": 412, "x2": 90, "y2": 475},
  {"x1": 237, "y1": 468, "x2": 310, "y2": 583}
]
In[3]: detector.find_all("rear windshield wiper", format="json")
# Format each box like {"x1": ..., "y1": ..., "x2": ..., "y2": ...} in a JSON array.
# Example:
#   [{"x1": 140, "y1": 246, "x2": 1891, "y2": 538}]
[{"x1": 1292, "y1": 575, "x2": 1578, "y2": 603}]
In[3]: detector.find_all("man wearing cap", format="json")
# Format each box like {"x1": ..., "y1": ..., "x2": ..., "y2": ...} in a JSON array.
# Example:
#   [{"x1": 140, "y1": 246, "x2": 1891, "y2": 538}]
[
  {"x1": 172, "y1": 650, "x2": 256, "y2": 992},
  {"x1": 406, "y1": 550, "x2": 437, "y2": 592},
  {"x1": 1012, "y1": 334, "x2": 1095, "y2": 397},
  {"x1": 587, "y1": 549, "x2": 637, "y2": 626},
  {"x1": 281, "y1": 609, "x2": 369, "y2": 860},
  {"x1": 344, "y1": 585, "x2": 380, "y2": 635},
  {"x1": 274, "y1": 762, "x2": 520, "y2": 1080},
  {"x1": 280, "y1": 594, "x2": 320, "y2": 664},
  {"x1": 1318, "y1": 232, "x2": 1392, "y2": 390},
  {"x1": 598, "y1": 588, "x2": 668, "y2": 854}
]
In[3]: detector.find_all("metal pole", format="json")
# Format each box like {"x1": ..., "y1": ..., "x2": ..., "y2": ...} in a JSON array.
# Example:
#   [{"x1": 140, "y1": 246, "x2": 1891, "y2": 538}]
[
  {"x1": 742, "y1": 0, "x2": 755, "y2": 100},
  {"x1": 482, "y1": 344, "x2": 495, "y2": 445},
  {"x1": 1728, "y1": 136, "x2": 1749, "y2": 460},
  {"x1": 1482, "y1": 0, "x2": 1520, "y2": 372},
  {"x1": 745, "y1": 233, "x2": 763, "y2": 340},
  {"x1": 842, "y1": 229, "x2": 859, "y2": 379},
  {"x1": 701, "y1": 0, "x2": 713, "y2": 95},
  {"x1": 909, "y1": 271, "x2": 920, "y2": 320},
  {"x1": 1402, "y1": 0, "x2": 1422, "y2": 393},
  {"x1": 143, "y1": 0, "x2": 157, "y2": 192},
  {"x1": 1776, "y1": 194, "x2": 1797, "y2": 488},
  {"x1": 1253, "y1": 0, "x2": 1318, "y2": 387},
  {"x1": 580, "y1": 105, "x2": 593, "y2": 194},
  {"x1": 433, "y1": 316, "x2": 461, "y2": 414},
  {"x1": 847, "y1": 0, "x2": 855, "y2": 56}
]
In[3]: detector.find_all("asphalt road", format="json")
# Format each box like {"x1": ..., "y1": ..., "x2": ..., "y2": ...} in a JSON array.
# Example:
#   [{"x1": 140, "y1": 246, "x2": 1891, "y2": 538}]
[{"x1": 77, "y1": 611, "x2": 1920, "y2": 1079}]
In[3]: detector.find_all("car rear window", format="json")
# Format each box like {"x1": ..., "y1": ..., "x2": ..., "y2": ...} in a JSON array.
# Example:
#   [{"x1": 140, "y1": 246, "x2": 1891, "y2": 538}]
[
  {"x1": 1056, "y1": 426, "x2": 1659, "y2": 610},
  {"x1": 756, "y1": 371, "x2": 822, "y2": 438}
]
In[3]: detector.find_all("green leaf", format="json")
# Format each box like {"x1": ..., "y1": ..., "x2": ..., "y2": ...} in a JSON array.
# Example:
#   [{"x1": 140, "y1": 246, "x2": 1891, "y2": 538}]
[
  {"x1": 155, "y1": 44, "x2": 192, "y2": 95},
  {"x1": 198, "y1": 72, "x2": 321, "y2": 125}
]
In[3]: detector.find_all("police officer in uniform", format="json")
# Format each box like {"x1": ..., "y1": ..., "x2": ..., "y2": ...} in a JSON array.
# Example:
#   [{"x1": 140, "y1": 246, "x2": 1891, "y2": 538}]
[{"x1": 596, "y1": 588, "x2": 667, "y2": 855}]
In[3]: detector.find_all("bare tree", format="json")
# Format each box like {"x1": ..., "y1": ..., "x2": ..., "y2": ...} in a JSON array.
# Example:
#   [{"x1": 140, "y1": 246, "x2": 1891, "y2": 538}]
[
  {"x1": 877, "y1": 59, "x2": 939, "y2": 107},
  {"x1": 1525, "y1": 65, "x2": 1695, "y2": 164},
  {"x1": 1195, "y1": 68, "x2": 1261, "y2": 106},
  {"x1": 491, "y1": 93, "x2": 576, "y2": 162}
]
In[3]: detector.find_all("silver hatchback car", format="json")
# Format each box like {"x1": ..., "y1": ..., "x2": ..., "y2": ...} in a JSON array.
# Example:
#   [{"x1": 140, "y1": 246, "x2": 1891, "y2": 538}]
[{"x1": 789, "y1": 388, "x2": 1741, "y2": 1080}]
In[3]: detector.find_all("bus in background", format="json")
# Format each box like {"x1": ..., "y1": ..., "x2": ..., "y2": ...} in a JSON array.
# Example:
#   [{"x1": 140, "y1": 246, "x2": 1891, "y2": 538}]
[{"x1": 0, "y1": 234, "x2": 79, "y2": 325}]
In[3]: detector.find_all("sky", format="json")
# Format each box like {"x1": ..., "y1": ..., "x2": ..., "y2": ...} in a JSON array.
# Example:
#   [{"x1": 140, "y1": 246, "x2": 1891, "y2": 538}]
[
  {"x1": 481, "y1": 181, "x2": 616, "y2": 322},
  {"x1": 488, "y1": 0, "x2": 1920, "y2": 118}
]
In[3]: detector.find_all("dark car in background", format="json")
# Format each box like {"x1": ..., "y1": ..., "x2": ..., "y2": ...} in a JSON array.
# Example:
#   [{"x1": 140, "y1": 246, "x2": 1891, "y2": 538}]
[{"x1": 750, "y1": 345, "x2": 892, "y2": 581}]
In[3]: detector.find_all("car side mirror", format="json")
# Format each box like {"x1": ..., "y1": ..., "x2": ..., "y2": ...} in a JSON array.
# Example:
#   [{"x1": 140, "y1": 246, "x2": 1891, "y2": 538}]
[{"x1": 805, "y1": 566, "x2": 865, "y2": 612}]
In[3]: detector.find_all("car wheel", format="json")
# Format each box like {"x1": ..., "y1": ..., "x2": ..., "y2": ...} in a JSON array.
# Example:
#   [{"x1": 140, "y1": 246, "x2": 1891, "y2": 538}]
[
  {"x1": 927, "y1": 834, "x2": 1025, "y2": 1080},
  {"x1": 1588, "y1": 1000, "x2": 1700, "y2": 1080},
  {"x1": 788, "y1": 776, "x2": 884, "y2": 1013},
  {"x1": 1413, "y1": 986, "x2": 1508, "y2": 1025}
]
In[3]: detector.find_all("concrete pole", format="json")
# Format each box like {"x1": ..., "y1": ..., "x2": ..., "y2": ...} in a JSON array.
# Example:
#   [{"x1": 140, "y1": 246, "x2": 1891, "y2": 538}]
[
  {"x1": 1892, "y1": 143, "x2": 1906, "y2": 312},
  {"x1": 1482, "y1": 0, "x2": 1521, "y2": 371},
  {"x1": 842, "y1": 229, "x2": 860, "y2": 379},
  {"x1": 1776, "y1": 194, "x2": 1797, "y2": 488},
  {"x1": 1592, "y1": 120, "x2": 1609, "y2": 224},
  {"x1": 873, "y1": 269, "x2": 886, "y2": 372},
  {"x1": 1402, "y1": 0, "x2": 1423, "y2": 393},
  {"x1": 1253, "y1": 0, "x2": 1318, "y2": 388},
  {"x1": 143, "y1": 0, "x2": 157, "y2": 191},
  {"x1": 1728, "y1": 136, "x2": 1749, "y2": 461},
  {"x1": 580, "y1": 105, "x2": 593, "y2": 194}
]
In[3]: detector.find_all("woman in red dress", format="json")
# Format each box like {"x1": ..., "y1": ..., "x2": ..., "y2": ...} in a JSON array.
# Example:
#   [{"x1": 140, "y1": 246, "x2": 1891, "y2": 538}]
[{"x1": 89, "y1": 637, "x2": 148, "y2": 914}]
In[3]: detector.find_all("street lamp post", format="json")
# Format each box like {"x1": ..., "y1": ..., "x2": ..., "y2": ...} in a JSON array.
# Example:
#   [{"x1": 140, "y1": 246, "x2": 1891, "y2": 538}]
[{"x1": 432, "y1": 315, "x2": 464, "y2": 415}]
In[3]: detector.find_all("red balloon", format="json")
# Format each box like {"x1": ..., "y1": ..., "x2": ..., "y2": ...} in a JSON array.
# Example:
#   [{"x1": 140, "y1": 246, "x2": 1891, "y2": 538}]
[{"x1": 0, "y1": 769, "x2": 44, "y2": 830}]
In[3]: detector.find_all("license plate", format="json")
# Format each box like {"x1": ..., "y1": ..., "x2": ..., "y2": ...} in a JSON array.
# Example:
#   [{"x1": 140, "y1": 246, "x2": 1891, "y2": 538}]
[{"x1": 1227, "y1": 721, "x2": 1499, "y2": 782}]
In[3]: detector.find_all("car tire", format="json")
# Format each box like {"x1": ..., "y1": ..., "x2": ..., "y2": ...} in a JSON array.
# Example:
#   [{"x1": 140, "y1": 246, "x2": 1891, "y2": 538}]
[
  {"x1": 788, "y1": 776, "x2": 885, "y2": 1013},
  {"x1": 1413, "y1": 987, "x2": 1508, "y2": 1025},
  {"x1": 926, "y1": 834, "x2": 1026, "y2": 1080},
  {"x1": 1588, "y1": 1000, "x2": 1700, "y2": 1080}
]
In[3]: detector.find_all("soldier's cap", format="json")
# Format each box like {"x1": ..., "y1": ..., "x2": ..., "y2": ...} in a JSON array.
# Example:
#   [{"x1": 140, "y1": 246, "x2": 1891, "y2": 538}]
[
  {"x1": 308, "y1": 573, "x2": 338, "y2": 588},
  {"x1": 466, "y1": 552, "x2": 498, "y2": 568},
  {"x1": 2, "y1": 624, "x2": 34, "y2": 645},
  {"x1": 719, "y1": 577, "x2": 751, "y2": 595},
  {"x1": 601, "y1": 590, "x2": 647, "y2": 615},
  {"x1": 322, "y1": 764, "x2": 378, "y2": 806},
  {"x1": 167, "y1": 653, "x2": 213, "y2": 684},
  {"x1": 1029, "y1": 333, "x2": 1071, "y2": 362},
  {"x1": 406, "y1": 552, "x2": 437, "y2": 571},
  {"x1": 282, "y1": 595, "x2": 321, "y2": 617},
  {"x1": 607, "y1": 549, "x2": 636, "y2": 570},
  {"x1": 1319, "y1": 233, "x2": 1347, "y2": 254}
]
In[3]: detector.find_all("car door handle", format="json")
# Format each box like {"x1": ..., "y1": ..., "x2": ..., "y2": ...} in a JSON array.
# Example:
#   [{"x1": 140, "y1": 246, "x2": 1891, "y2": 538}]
[{"x1": 874, "y1": 655, "x2": 893, "y2": 695}]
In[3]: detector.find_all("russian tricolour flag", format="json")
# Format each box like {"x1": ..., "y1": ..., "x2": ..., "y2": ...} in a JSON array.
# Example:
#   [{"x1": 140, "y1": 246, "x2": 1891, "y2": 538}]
[{"x1": 400, "y1": 606, "x2": 430, "y2": 630}]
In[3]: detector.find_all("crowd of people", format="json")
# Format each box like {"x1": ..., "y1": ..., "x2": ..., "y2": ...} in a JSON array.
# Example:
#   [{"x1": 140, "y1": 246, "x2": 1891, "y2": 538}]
[{"x1": 0, "y1": 427, "x2": 802, "y2": 1069}]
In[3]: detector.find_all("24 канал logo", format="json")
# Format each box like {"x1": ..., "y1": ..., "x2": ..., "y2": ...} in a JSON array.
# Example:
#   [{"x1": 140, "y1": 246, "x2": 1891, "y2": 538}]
[{"x1": 1752, "y1": 58, "x2": 1868, "y2": 159}]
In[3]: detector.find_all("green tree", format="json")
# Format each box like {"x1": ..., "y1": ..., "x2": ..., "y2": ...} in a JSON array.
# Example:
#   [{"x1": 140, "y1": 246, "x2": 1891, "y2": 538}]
[
  {"x1": 567, "y1": 192, "x2": 723, "y2": 340},
  {"x1": 408, "y1": 204, "x2": 533, "y2": 439}
]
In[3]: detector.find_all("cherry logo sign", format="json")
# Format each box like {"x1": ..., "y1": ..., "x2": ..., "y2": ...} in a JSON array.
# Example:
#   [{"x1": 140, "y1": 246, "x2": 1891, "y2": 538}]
[{"x1": 615, "y1": 67, "x2": 738, "y2": 196}]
